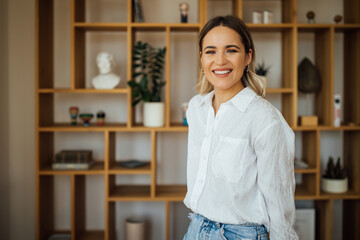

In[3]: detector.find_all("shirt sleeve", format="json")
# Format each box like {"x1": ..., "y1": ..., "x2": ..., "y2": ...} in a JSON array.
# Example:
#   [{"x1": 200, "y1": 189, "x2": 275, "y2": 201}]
[{"x1": 254, "y1": 122, "x2": 298, "y2": 240}]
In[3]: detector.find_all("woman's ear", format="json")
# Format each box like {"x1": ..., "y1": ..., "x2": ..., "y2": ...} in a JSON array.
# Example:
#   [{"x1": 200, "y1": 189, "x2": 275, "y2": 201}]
[{"x1": 246, "y1": 49, "x2": 253, "y2": 66}]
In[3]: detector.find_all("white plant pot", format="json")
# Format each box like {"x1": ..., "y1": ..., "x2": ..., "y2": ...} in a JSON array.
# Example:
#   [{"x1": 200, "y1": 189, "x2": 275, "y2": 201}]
[
  {"x1": 125, "y1": 218, "x2": 145, "y2": 240},
  {"x1": 321, "y1": 177, "x2": 348, "y2": 193},
  {"x1": 143, "y1": 102, "x2": 165, "y2": 127}
]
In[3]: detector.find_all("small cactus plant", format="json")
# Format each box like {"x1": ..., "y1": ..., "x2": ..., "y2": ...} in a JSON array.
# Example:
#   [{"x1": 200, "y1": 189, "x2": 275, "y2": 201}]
[
  {"x1": 255, "y1": 61, "x2": 270, "y2": 76},
  {"x1": 323, "y1": 157, "x2": 347, "y2": 179}
]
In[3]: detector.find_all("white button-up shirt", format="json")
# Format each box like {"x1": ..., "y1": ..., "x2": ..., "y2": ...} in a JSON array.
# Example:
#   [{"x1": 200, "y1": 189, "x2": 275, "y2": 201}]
[{"x1": 184, "y1": 87, "x2": 298, "y2": 240}]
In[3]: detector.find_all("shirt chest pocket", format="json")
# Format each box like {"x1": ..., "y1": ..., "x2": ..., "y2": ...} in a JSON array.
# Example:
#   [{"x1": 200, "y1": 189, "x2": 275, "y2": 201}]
[{"x1": 211, "y1": 136, "x2": 252, "y2": 183}]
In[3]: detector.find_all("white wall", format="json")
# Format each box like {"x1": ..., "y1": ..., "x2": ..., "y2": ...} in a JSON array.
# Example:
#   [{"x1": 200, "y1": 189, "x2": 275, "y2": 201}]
[{"x1": 0, "y1": 0, "x2": 10, "y2": 239}]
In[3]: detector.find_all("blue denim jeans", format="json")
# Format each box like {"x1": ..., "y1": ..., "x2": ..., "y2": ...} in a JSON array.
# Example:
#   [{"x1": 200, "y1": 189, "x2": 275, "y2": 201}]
[{"x1": 183, "y1": 213, "x2": 269, "y2": 240}]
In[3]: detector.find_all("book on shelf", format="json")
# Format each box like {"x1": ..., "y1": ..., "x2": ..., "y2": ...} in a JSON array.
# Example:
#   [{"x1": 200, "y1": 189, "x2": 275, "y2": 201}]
[{"x1": 52, "y1": 150, "x2": 93, "y2": 170}]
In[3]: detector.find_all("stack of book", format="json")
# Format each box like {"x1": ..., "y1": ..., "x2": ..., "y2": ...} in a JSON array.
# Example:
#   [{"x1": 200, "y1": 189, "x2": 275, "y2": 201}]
[{"x1": 52, "y1": 150, "x2": 94, "y2": 170}]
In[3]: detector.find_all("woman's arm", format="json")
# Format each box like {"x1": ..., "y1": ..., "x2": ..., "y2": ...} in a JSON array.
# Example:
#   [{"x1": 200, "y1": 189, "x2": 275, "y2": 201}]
[{"x1": 254, "y1": 122, "x2": 298, "y2": 240}]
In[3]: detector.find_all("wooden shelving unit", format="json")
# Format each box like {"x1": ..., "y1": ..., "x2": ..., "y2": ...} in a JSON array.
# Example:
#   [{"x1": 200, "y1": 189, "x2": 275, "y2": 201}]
[{"x1": 36, "y1": 0, "x2": 360, "y2": 239}]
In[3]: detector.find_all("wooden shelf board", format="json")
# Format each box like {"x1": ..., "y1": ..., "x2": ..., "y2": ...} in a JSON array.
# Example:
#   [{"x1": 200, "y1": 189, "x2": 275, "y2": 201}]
[
  {"x1": 39, "y1": 161, "x2": 105, "y2": 175},
  {"x1": 109, "y1": 162, "x2": 151, "y2": 174},
  {"x1": 38, "y1": 123, "x2": 127, "y2": 132},
  {"x1": 78, "y1": 230, "x2": 104, "y2": 240},
  {"x1": 320, "y1": 190, "x2": 360, "y2": 200},
  {"x1": 108, "y1": 185, "x2": 186, "y2": 201},
  {"x1": 109, "y1": 185, "x2": 151, "y2": 201},
  {"x1": 334, "y1": 24, "x2": 360, "y2": 32},
  {"x1": 294, "y1": 168, "x2": 318, "y2": 174},
  {"x1": 266, "y1": 88, "x2": 293, "y2": 94},
  {"x1": 295, "y1": 184, "x2": 316, "y2": 200},
  {"x1": 297, "y1": 24, "x2": 332, "y2": 32},
  {"x1": 156, "y1": 185, "x2": 187, "y2": 201},
  {"x1": 38, "y1": 88, "x2": 128, "y2": 94},
  {"x1": 247, "y1": 23, "x2": 294, "y2": 32},
  {"x1": 292, "y1": 125, "x2": 360, "y2": 131},
  {"x1": 74, "y1": 22, "x2": 127, "y2": 31}
]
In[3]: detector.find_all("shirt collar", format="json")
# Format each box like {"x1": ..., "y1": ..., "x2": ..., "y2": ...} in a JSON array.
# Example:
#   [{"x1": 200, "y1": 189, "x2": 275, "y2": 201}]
[{"x1": 194, "y1": 87, "x2": 257, "y2": 112}]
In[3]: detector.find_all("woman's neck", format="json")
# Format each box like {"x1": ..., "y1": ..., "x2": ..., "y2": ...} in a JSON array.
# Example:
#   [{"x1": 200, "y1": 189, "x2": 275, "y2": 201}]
[{"x1": 212, "y1": 83, "x2": 244, "y2": 116}]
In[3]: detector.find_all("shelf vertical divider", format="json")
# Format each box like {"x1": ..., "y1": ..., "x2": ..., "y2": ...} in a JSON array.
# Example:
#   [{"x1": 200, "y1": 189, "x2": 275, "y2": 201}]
[
  {"x1": 283, "y1": 0, "x2": 297, "y2": 23},
  {"x1": 344, "y1": 29, "x2": 360, "y2": 125},
  {"x1": 165, "y1": 27, "x2": 171, "y2": 127},
  {"x1": 344, "y1": 0, "x2": 360, "y2": 24},
  {"x1": 128, "y1": 25, "x2": 134, "y2": 127},
  {"x1": 232, "y1": 0, "x2": 242, "y2": 19},
  {"x1": 315, "y1": 27, "x2": 334, "y2": 126},
  {"x1": 151, "y1": 131, "x2": 157, "y2": 198},
  {"x1": 282, "y1": 26, "x2": 297, "y2": 127},
  {"x1": 200, "y1": 0, "x2": 207, "y2": 26},
  {"x1": 315, "y1": 130, "x2": 321, "y2": 196},
  {"x1": 315, "y1": 199, "x2": 334, "y2": 240},
  {"x1": 105, "y1": 130, "x2": 115, "y2": 240},
  {"x1": 165, "y1": 201, "x2": 170, "y2": 240},
  {"x1": 72, "y1": 175, "x2": 86, "y2": 240}
]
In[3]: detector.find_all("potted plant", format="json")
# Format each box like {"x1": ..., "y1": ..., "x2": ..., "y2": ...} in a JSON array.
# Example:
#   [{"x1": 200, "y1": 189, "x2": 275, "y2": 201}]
[
  {"x1": 321, "y1": 156, "x2": 348, "y2": 193},
  {"x1": 255, "y1": 61, "x2": 270, "y2": 79},
  {"x1": 128, "y1": 41, "x2": 166, "y2": 127}
]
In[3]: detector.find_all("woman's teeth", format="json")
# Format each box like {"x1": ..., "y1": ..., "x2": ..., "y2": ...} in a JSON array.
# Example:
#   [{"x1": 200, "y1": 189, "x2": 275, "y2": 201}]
[{"x1": 213, "y1": 69, "x2": 232, "y2": 74}]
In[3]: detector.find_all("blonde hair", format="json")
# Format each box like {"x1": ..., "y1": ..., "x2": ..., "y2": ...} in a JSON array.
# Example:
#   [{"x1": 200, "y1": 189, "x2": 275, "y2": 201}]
[{"x1": 197, "y1": 16, "x2": 266, "y2": 97}]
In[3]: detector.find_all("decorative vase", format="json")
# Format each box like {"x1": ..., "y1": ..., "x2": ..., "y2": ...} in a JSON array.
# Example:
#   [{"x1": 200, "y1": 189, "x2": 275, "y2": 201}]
[
  {"x1": 125, "y1": 218, "x2": 146, "y2": 240},
  {"x1": 79, "y1": 113, "x2": 94, "y2": 127},
  {"x1": 321, "y1": 177, "x2": 348, "y2": 193},
  {"x1": 143, "y1": 102, "x2": 165, "y2": 127}
]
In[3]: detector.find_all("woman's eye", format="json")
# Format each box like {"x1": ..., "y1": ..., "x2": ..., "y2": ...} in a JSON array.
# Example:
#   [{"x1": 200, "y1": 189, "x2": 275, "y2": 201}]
[
  {"x1": 205, "y1": 50, "x2": 216, "y2": 54},
  {"x1": 226, "y1": 49, "x2": 238, "y2": 53}
]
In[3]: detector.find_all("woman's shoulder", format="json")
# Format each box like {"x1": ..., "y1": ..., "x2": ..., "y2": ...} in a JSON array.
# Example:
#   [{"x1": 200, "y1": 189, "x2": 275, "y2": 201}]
[
  {"x1": 248, "y1": 95, "x2": 288, "y2": 127},
  {"x1": 188, "y1": 92, "x2": 212, "y2": 109}
]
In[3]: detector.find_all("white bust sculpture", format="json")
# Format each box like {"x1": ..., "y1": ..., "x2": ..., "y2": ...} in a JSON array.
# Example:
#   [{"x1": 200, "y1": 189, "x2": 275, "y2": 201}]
[{"x1": 92, "y1": 52, "x2": 120, "y2": 89}]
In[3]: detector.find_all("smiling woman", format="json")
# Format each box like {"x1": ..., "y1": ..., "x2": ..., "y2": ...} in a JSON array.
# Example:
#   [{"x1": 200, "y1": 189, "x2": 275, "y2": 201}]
[{"x1": 183, "y1": 16, "x2": 299, "y2": 240}]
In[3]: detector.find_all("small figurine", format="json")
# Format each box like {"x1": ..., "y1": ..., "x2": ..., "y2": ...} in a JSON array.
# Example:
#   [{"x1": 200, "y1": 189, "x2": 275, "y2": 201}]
[
  {"x1": 334, "y1": 15, "x2": 342, "y2": 24},
  {"x1": 181, "y1": 102, "x2": 188, "y2": 126},
  {"x1": 97, "y1": 111, "x2": 106, "y2": 126},
  {"x1": 69, "y1": 106, "x2": 79, "y2": 125},
  {"x1": 179, "y1": 2, "x2": 189, "y2": 23},
  {"x1": 306, "y1": 11, "x2": 315, "y2": 24},
  {"x1": 92, "y1": 52, "x2": 121, "y2": 89},
  {"x1": 79, "y1": 113, "x2": 94, "y2": 127}
]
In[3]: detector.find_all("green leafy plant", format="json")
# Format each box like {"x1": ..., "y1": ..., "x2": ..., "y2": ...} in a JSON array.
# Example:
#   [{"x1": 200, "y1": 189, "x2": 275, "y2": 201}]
[
  {"x1": 127, "y1": 41, "x2": 166, "y2": 106},
  {"x1": 255, "y1": 61, "x2": 270, "y2": 76},
  {"x1": 323, "y1": 156, "x2": 347, "y2": 179}
]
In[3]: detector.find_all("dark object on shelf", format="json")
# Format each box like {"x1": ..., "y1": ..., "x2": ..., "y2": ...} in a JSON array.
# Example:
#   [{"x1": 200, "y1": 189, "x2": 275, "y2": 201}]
[
  {"x1": 119, "y1": 160, "x2": 148, "y2": 168},
  {"x1": 298, "y1": 58, "x2": 321, "y2": 93},
  {"x1": 79, "y1": 113, "x2": 94, "y2": 127},
  {"x1": 306, "y1": 11, "x2": 315, "y2": 23},
  {"x1": 48, "y1": 233, "x2": 71, "y2": 240},
  {"x1": 127, "y1": 41, "x2": 166, "y2": 106},
  {"x1": 323, "y1": 156, "x2": 347, "y2": 179},
  {"x1": 334, "y1": 15, "x2": 342, "y2": 24},
  {"x1": 97, "y1": 111, "x2": 106, "y2": 126},
  {"x1": 55, "y1": 150, "x2": 92, "y2": 162},
  {"x1": 133, "y1": 0, "x2": 143, "y2": 23},
  {"x1": 53, "y1": 150, "x2": 94, "y2": 170},
  {"x1": 69, "y1": 106, "x2": 79, "y2": 125}
]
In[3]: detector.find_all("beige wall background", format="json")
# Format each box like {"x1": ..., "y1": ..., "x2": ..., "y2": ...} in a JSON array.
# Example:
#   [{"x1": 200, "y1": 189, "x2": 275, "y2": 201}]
[
  {"x1": 0, "y1": 0, "x2": 10, "y2": 238},
  {"x1": 1, "y1": 0, "x2": 36, "y2": 239}
]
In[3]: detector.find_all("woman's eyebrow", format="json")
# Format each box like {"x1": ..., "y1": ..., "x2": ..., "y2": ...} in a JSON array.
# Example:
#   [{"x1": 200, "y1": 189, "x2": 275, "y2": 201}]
[
  {"x1": 226, "y1": 45, "x2": 240, "y2": 49},
  {"x1": 203, "y1": 46, "x2": 216, "y2": 50}
]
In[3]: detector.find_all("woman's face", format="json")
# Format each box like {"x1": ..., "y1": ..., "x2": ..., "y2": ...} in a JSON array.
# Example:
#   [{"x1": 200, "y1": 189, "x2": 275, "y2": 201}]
[{"x1": 201, "y1": 26, "x2": 252, "y2": 92}]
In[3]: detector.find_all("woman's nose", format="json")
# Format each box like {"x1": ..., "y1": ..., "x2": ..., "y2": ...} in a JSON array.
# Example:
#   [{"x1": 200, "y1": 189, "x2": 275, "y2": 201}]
[{"x1": 215, "y1": 52, "x2": 226, "y2": 65}]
